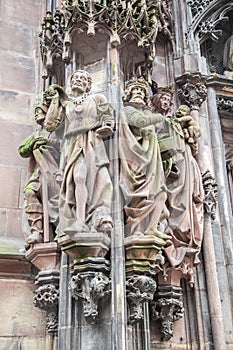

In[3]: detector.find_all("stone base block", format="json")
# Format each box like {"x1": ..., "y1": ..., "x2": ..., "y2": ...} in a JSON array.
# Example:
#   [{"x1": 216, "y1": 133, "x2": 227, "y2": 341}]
[
  {"x1": 25, "y1": 242, "x2": 60, "y2": 271},
  {"x1": 58, "y1": 232, "x2": 110, "y2": 260}
]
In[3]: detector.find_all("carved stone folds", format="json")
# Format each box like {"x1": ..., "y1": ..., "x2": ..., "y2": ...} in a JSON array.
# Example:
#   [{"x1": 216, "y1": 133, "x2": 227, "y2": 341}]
[
  {"x1": 33, "y1": 270, "x2": 60, "y2": 333},
  {"x1": 151, "y1": 285, "x2": 184, "y2": 341}
]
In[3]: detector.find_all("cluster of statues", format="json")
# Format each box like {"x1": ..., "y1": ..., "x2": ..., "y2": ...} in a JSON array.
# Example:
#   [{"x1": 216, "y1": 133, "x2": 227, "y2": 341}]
[{"x1": 19, "y1": 71, "x2": 204, "y2": 267}]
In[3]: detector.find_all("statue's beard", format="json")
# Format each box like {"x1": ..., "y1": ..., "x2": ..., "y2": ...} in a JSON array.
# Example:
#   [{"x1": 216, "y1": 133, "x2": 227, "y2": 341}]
[{"x1": 130, "y1": 96, "x2": 145, "y2": 106}]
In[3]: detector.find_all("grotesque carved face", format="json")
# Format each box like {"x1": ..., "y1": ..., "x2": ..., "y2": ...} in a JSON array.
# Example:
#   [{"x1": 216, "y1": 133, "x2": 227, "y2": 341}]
[
  {"x1": 70, "y1": 71, "x2": 90, "y2": 95},
  {"x1": 130, "y1": 86, "x2": 146, "y2": 106}
]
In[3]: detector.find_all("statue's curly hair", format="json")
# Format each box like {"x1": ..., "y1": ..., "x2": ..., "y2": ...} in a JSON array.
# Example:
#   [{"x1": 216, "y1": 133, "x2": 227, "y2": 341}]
[{"x1": 70, "y1": 70, "x2": 92, "y2": 93}]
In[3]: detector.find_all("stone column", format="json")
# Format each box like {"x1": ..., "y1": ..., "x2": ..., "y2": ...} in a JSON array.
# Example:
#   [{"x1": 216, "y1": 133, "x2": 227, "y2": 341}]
[
  {"x1": 176, "y1": 74, "x2": 227, "y2": 349},
  {"x1": 108, "y1": 44, "x2": 128, "y2": 350}
]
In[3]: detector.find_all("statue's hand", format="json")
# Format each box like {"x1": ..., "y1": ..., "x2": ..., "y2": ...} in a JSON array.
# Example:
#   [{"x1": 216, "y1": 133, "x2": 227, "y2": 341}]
[{"x1": 33, "y1": 137, "x2": 48, "y2": 150}]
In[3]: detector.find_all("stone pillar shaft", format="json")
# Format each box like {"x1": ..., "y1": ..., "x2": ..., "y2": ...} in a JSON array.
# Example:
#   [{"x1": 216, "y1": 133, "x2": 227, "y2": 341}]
[{"x1": 108, "y1": 45, "x2": 128, "y2": 350}]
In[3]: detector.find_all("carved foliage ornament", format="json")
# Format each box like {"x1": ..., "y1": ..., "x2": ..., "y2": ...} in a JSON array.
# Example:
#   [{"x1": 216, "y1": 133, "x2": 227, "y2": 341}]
[
  {"x1": 152, "y1": 298, "x2": 184, "y2": 340},
  {"x1": 151, "y1": 285, "x2": 184, "y2": 341},
  {"x1": 126, "y1": 275, "x2": 157, "y2": 324},
  {"x1": 216, "y1": 96, "x2": 233, "y2": 113},
  {"x1": 69, "y1": 271, "x2": 110, "y2": 324},
  {"x1": 176, "y1": 74, "x2": 207, "y2": 111},
  {"x1": 33, "y1": 284, "x2": 59, "y2": 333}
]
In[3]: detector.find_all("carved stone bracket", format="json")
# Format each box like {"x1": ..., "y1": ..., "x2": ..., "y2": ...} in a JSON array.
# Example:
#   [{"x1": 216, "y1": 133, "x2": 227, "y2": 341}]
[
  {"x1": 151, "y1": 285, "x2": 184, "y2": 341},
  {"x1": 126, "y1": 275, "x2": 156, "y2": 324},
  {"x1": 69, "y1": 268, "x2": 110, "y2": 324},
  {"x1": 25, "y1": 241, "x2": 60, "y2": 271},
  {"x1": 58, "y1": 232, "x2": 111, "y2": 323},
  {"x1": 202, "y1": 170, "x2": 218, "y2": 220},
  {"x1": 58, "y1": 231, "x2": 111, "y2": 260},
  {"x1": 176, "y1": 73, "x2": 207, "y2": 111},
  {"x1": 33, "y1": 270, "x2": 60, "y2": 333},
  {"x1": 124, "y1": 234, "x2": 169, "y2": 324}
]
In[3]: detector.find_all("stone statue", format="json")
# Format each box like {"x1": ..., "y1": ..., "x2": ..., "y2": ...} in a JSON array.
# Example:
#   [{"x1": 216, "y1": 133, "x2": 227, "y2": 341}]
[
  {"x1": 119, "y1": 77, "x2": 169, "y2": 237},
  {"x1": 223, "y1": 34, "x2": 233, "y2": 79},
  {"x1": 18, "y1": 103, "x2": 61, "y2": 244},
  {"x1": 43, "y1": 70, "x2": 114, "y2": 235},
  {"x1": 175, "y1": 104, "x2": 201, "y2": 146},
  {"x1": 151, "y1": 87, "x2": 204, "y2": 267}
]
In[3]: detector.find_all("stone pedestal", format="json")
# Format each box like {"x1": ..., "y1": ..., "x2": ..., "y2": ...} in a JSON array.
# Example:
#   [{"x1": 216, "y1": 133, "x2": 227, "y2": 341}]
[
  {"x1": 58, "y1": 232, "x2": 110, "y2": 260},
  {"x1": 124, "y1": 235, "x2": 168, "y2": 324},
  {"x1": 25, "y1": 242, "x2": 60, "y2": 271},
  {"x1": 58, "y1": 232, "x2": 111, "y2": 324}
]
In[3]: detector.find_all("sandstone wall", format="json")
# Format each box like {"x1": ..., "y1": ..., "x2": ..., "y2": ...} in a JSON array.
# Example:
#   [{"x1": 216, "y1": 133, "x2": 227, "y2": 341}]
[{"x1": 0, "y1": 1, "x2": 48, "y2": 348}]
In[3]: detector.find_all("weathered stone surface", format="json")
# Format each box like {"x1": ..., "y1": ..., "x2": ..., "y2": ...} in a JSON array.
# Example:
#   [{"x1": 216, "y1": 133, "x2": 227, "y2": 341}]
[
  {"x1": 0, "y1": 337, "x2": 46, "y2": 350},
  {"x1": 0, "y1": 279, "x2": 46, "y2": 337},
  {"x1": 0, "y1": 120, "x2": 32, "y2": 167},
  {"x1": 1, "y1": 0, "x2": 42, "y2": 27},
  {"x1": 0, "y1": 53, "x2": 35, "y2": 93},
  {"x1": 0, "y1": 166, "x2": 21, "y2": 208},
  {"x1": 0, "y1": 90, "x2": 32, "y2": 123}
]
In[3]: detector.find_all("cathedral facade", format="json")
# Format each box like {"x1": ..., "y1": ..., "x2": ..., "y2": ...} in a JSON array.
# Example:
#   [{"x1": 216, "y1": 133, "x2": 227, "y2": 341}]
[{"x1": 0, "y1": 1, "x2": 233, "y2": 349}]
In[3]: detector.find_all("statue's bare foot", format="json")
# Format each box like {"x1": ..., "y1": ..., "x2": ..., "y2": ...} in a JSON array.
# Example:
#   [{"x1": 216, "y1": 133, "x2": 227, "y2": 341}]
[{"x1": 26, "y1": 232, "x2": 43, "y2": 244}]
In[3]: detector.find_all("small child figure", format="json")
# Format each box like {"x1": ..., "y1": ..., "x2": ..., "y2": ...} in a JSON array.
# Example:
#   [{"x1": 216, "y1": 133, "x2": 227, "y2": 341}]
[{"x1": 175, "y1": 104, "x2": 200, "y2": 144}]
